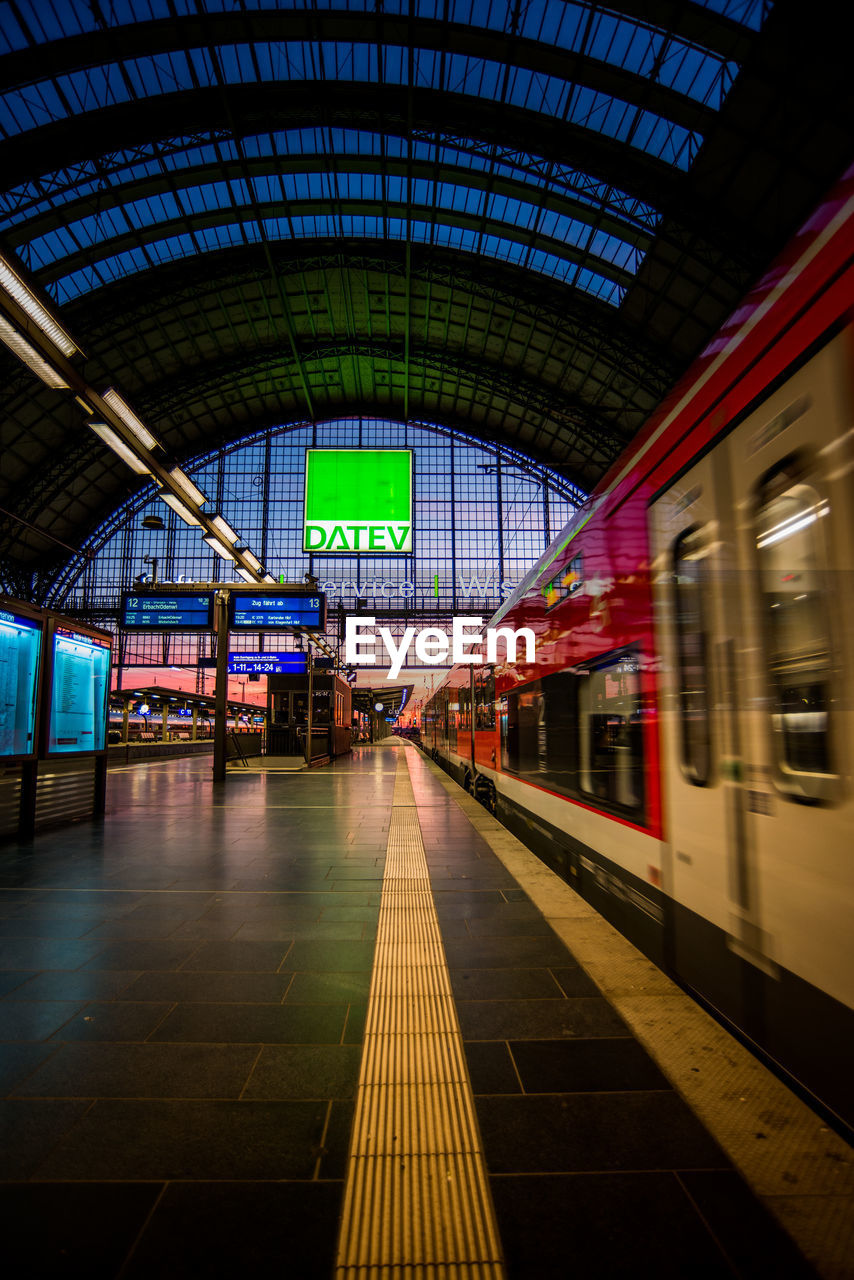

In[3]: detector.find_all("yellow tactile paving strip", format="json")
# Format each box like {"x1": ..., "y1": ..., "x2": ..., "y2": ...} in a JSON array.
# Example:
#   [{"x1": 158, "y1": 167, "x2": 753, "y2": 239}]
[{"x1": 334, "y1": 750, "x2": 505, "y2": 1278}]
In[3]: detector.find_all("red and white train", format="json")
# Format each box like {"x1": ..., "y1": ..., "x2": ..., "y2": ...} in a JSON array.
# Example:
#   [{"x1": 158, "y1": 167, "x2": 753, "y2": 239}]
[{"x1": 422, "y1": 163, "x2": 854, "y2": 1136}]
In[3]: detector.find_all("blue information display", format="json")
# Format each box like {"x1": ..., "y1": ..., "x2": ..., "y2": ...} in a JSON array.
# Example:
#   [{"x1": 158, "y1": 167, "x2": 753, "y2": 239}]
[
  {"x1": 229, "y1": 653, "x2": 307, "y2": 675},
  {"x1": 121, "y1": 592, "x2": 215, "y2": 630},
  {"x1": 0, "y1": 608, "x2": 42, "y2": 757},
  {"x1": 229, "y1": 594, "x2": 326, "y2": 631},
  {"x1": 48, "y1": 629, "x2": 111, "y2": 754}
]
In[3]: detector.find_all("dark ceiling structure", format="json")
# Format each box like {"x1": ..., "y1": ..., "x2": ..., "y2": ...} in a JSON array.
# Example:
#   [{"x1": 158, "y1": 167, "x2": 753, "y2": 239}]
[{"x1": 1, "y1": 0, "x2": 852, "y2": 600}]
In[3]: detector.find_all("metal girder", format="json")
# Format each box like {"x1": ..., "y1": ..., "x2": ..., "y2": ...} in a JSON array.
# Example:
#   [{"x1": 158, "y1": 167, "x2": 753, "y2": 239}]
[
  {"x1": 65, "y1": 239, "x2": 676, "y2": 401},
  {"x1": 0, "y1": 84, "x2": 691, "y2": 229},
  {"x1": 130, "y1": 335, "x2": 627, "y2": 465},
  {"x1": 7, "y1": 150, "x2": 654, "y2": 263}
]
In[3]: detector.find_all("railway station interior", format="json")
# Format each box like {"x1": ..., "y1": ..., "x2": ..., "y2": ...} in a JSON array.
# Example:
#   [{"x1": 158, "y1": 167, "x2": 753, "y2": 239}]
[{"x1": 1, "y1": 2, "x2": 853, "y2": 1276}]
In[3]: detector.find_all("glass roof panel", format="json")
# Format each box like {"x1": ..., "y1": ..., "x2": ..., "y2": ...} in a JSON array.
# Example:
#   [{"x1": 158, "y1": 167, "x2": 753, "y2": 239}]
[
  {"x1": 0, "y1": 0, "x2": 771, "y2": 66},
  {"x1": 692, "y1": 0, "x2": 770, "y2": 29},
  {"x1": 20, "y1": 167, "x2": 642, "y2": 286},
  {"x1": 50, "y1": 214, "x2": 626, "y2": 308},
  {"x1": 0, "y1": 40, "x2": 701, "y2": 168},
  {"x1": 0, "y1": 130, "x2": 660, "y2": 238}
]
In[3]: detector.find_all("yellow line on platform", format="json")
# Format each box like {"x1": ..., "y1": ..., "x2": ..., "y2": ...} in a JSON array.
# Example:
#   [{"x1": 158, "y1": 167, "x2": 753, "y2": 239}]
[{"x1": 334, "y1": 750, "x2": 505, "y2": 1278}]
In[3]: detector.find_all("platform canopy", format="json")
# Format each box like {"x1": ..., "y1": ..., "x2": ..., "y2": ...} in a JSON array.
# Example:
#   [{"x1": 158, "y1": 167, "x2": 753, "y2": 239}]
[{"x1": 1, "y1": 0, "x2": 851, "y2": 591}]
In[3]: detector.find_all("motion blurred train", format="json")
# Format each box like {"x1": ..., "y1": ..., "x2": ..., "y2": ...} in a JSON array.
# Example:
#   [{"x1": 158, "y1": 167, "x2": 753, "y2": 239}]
[{"x1": 422, "y1": 163, "x2": 854, "y2": 1136}]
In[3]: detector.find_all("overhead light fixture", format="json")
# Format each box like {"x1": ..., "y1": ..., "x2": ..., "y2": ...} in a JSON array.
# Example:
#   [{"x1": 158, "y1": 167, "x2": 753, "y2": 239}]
[
  {"x1": 235, "y1": 568, "x2": 256, "y2": 583},
  {"x1": 0, "y1": 252, "x2": 78, "y2": 356},
  {"x1": 102, "y1": 389, "x2": 159, "y2": 451},
  {"x1": 168, "y1": 467, "x2": 207, "y2": 507},
  {"x1": 210, "y1": 514, "x2": 239, "y2": 545},
  {"x1": 89, "y1": 421, "x2": 151, "y2": 474},
  {"x1": 141, "y1": 514, "x2": 165, "y2": 530},
  {"x1": 241, "y1": 550, "x2": 262, "y2": 573},
  {"x1": 160, "y1": 492, "x2": 201, "y2": 526},
  {"x1": 262, "y1": 573, "x2": 276, "y2": 583},
  {"x1": 0, "y1": 313, "x2": 70, "y2": 389},
  {"x1": 204, "y1": 534, "x2": 237, "y2": 563}
]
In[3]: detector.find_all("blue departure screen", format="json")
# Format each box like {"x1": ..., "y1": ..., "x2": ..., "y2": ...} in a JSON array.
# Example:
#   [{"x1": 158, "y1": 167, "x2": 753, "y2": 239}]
[
  {"x1": 121, "y1": 592, "x2": 214, "y2": 629},
  {"x1": 228, "y1": 653, "x2": 308, "y2": 675},
  {"x1": 0, "y1": 608, "x2": 42, "y2": 757},
  {"x1": 48, "y1": 630, "x2": 110, "y2": 754},
  {"x1": 229, "y1": 594, "x2": 326, "y2": 630}
]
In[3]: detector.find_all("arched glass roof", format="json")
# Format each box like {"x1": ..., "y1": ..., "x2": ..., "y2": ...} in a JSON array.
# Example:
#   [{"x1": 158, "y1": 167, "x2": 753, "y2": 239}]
[{"x1": 4, "y1": 0, "x2": 850, "y2": 596}]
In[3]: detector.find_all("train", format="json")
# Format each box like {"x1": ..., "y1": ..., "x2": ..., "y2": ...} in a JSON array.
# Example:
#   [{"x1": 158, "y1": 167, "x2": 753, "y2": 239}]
[{"x1": 422, "y1": 162, "x2": 854, "y2": 1137}]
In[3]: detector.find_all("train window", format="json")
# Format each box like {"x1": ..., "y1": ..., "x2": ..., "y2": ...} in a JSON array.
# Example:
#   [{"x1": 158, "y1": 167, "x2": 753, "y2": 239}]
[
  {"x1": 756, "y1": 461, "x2": 834, "y2": 795},
  {"x1": 673, "y1": 527, "x2": 712, "y2": 786},
  {"x1": 538, "y1": 671, "x2": 580, "y2": 796},
  {"x1": 459, "y1": 685, "x2": 472, "y2": 732},
  {"x1": 502, "y1": 682, "x2": 544, "y2": 776},
  {"x1": 475, "y1": 666, "x2": 496, "y2": 730},
  {"x1": 579, "y1": 651, "x2": 644, "y2": 813}
]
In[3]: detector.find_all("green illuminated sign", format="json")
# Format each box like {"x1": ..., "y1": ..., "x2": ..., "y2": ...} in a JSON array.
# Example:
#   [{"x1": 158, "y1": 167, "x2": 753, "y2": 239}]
[{"x1": 303, "y1": 449, "x2": 413, "y2": 554}]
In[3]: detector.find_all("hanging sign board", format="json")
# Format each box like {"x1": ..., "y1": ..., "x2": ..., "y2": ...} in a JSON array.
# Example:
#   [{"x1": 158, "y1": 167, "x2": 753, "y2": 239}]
[
  {"x1": 228, "y1": 652, "x2": 308, "y2": 675},
  {"x1": 228, "y1": 594, "x2": 326, "y2": 631},
  {"x1": 303, "y1": 449, "x2": 413, "y2": 553},
  {"x1": 121, "y1": 592, "x2": 215, "y2": 630}
]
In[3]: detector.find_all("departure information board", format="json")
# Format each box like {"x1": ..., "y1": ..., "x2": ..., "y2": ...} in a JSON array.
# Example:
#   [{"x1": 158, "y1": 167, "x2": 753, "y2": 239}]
[
  {"x1": 48, "y1": 629, "x2": 111, "y2": 754},
  {"x1": 229, "y1": 594, "x2": 326, "y2": 631},
  {"x1": 121, "y1": 592, "x2": 215, "y2": 630},
  {"x1": 228, "y1": 652, "x2": 307, "y2": 675},
  {"x1": 0, "y1": 608, "x2": 42, "y2": 756}
]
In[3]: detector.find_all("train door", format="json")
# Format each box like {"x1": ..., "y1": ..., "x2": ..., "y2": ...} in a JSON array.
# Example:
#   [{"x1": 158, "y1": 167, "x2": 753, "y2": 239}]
[
  {"x1": 651, "y1": 331, "x2": 854, "y2": 1035},
  {"x1": 725, "y1": 334, "x2": 854, "y2": 1021},
  {"x1": 650, "y1": 448, "x2": 749, "y2": 1018}
]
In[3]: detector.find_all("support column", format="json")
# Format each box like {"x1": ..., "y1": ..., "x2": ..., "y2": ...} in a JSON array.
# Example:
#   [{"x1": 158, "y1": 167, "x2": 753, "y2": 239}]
[
  {"x1": 121, "y1": 696, "x2": 131, "y2": 744},
  {"x1": 213, "y1": 590, "x2": 229, "y2": 783},
  {"x1": 161, "y1": 704, "x2": 169, "y2": 743},
  {"x1": 191, "y1": 705, "x2": 199, "y2": 742},
  {"x1": 304, "y1": 645, "x2": 314, "y2": 766}
]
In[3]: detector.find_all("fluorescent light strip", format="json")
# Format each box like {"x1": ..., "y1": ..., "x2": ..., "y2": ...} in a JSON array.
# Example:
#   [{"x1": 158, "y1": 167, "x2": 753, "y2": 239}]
[
  {"x1": 0, "y1": 253, "x2": 77, "y2": 356},
  {"x1": 102, "y1": 389, "x2": 159, "y2": 451},
  {"x1": 210, "y1": 514, "x2": 239, "y2": 544},
  {"x1": 241, "y1": 550, "x2": 262, "y2": 572},
  {"x1": 0, "y1": 314, "x2": 70, "y2": 389},
  {"x1": 169, "y1": 467, "x2": 207, "y2": 507},
  {"x1": 89, "y1": 422, "x2": 151, "y2": 474},
  {"x1": 160, "y1": 492, "x2": 201, "y2": 526},
  {"x1": 236, "y1": 568, "x2": 256, "y2": 582},
  {"x1": 204, "y1": 534, "x2": 237, "y2": 563},
  {"x1": 262, "y1": 573, "x2": 276, "y2": 583},
  {"x1": 757, "y1": 508, "x2": 826, "y2": 550}
]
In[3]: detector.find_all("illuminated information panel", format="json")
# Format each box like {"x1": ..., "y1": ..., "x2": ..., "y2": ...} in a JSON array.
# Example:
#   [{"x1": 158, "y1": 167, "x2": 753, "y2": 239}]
[
  {"x1": 0, "y1": 608, "x2": 42, "y2": 756},
  {"x1": 121, "y1": 592, "x2": 215, "y2": 630},
  {"x1": 229, "y1": 594, "x2": 326, "y2": 631},
  {"x1": 48, "y1": 630, "x2": 111, "y2": 754},
  {"x1": 229, "y1": 653, "x2": 307, "y2": 675}
]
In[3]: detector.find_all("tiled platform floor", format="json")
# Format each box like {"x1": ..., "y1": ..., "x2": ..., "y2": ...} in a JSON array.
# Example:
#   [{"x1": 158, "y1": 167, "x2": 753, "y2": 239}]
[{"x1": 0, "y1": 742, "x2": 815, "y2": 1277}]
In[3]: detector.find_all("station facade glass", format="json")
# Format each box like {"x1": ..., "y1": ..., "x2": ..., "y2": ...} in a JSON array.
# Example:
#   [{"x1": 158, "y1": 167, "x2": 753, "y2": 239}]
[{"x1": 54, "y1": 418, "x2": 580, "y2": 671}]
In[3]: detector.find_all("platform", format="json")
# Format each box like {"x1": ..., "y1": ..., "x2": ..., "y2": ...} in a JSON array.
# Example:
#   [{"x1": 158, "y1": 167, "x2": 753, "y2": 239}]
[{"x1": 0, "y1": 741, "x2": 851, "y2": 1277}]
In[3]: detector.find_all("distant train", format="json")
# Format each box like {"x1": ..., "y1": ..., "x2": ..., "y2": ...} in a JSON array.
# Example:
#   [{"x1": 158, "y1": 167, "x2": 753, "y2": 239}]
[
  {"x1": 108, "y1": 712, "x2": 262, "y2": 741},
  {"x1": 423, "y1": 163, "x2": 854, "y2": 1136}
]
